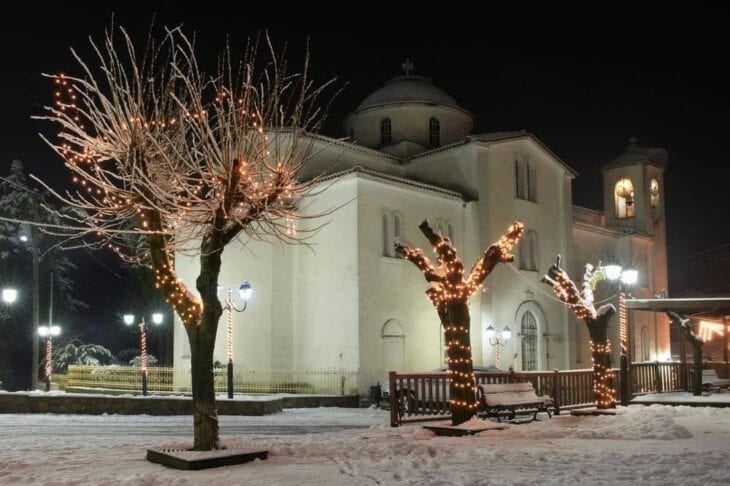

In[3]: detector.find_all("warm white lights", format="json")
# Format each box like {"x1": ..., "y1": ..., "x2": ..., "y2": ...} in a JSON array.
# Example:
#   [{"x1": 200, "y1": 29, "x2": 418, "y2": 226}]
[
  {"x1": 621, "y1": 269, "x2": 638, "y2": 286},
  {"x1": 2, "y1": 288, "x2": 17, "y2": 304}
]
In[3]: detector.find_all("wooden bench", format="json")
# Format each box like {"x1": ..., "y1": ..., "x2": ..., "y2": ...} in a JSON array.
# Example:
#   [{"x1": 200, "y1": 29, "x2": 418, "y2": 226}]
[
  {"x1": 702, "y1": 369, "x2": 730, "y2": 391},
  {"x1": 478, "y1": 382, "x2": 553, "y2": 423}
]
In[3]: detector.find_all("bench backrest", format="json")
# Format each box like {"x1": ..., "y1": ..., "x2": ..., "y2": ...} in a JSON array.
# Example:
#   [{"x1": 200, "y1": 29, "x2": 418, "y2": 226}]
[{"x1": 479, "y1": 382, "x2": 549, "y2": 407}]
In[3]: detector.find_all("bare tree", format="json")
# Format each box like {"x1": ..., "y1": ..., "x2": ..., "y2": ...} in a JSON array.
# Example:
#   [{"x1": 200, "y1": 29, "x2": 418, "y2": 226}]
[
  {"x1": 395, "y1": 220, "x2": 524, "y2": 425},
  {"x1": 542, "y1": 256, "x2": 616, "y2": 409},
  {"x1": 35, "y1": 27, "x2": 336, "y2": 450}
]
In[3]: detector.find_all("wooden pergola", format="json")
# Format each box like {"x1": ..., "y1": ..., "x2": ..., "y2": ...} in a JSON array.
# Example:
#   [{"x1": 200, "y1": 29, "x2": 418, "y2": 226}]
[{"x1": 625, "y1": 297, "x2": 730, "y2": 395}]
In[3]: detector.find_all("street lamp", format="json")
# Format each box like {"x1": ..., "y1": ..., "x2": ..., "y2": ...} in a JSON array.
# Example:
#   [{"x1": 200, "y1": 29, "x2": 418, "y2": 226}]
[
  {"x1": 38, "y1": 324, "x2": 61, "y2": 392},
  {"x1": 485, "y1": 324, "x2": 511, "y2": 368},
  {"x1": 601, "y1": 263, "x2": 638, "y2": 406},
  {"x1": 2, "y1": 288, "x2": 17, "y2": 304},
  {"x1": 221, "y1": 281, "x2": 253, "y2": 399},
  {"x1": 123, "y1": 313, "x2": 164, "y2": 396}
]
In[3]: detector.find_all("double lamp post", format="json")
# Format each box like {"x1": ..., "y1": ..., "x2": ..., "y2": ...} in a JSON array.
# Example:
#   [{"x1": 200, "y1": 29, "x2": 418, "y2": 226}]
[{"x1": 123, "y1": 312, "x2": 163, "y2": 396}]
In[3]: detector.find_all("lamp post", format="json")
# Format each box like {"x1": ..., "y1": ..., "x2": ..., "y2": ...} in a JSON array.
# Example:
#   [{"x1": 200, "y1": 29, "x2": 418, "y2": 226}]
[
  {"x1": 602, "y1": 264, "x2": 638, "y2": 406},
  {"x1": 123, "y1": 312, "x2": 163, "y2": 396},
  {"x1": 485, "y1": 324, "x2": 512, "y2": 368},
  {"x1": 38, "y1": 324, "x2": 60, "y2": 392},
  {"x1": 221, "y1": 281, "x2": 253, "y2": 399}
]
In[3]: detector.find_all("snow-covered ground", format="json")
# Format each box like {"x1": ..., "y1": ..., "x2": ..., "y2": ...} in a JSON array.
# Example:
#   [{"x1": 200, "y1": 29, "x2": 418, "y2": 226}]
[{"x1": 1, "y1": 405, "x2": 729, "y2": 485}]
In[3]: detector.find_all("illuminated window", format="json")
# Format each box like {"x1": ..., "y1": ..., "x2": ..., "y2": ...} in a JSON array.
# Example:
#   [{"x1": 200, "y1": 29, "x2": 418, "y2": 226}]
[
  {"x1": 521, "y1": 312, "x2": 537, "y2": 371},
  {"x1": 650, "y1": 178, "x2": 660, "y2": 210},
  {"x1": 380, "y1": 118, "x2": 392, "y2": 145},
  {"x1": 429, "y1": 117, "x2": 440, "y2": 147},
  {"x1": 614, "y1": 178, "x2": 635, "y2": 218}
]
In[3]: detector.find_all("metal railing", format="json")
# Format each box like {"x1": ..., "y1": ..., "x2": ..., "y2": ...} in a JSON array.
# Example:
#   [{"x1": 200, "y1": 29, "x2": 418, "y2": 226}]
[{"x1": 64, "y1": 365, "x2": 359, "y2": 395}]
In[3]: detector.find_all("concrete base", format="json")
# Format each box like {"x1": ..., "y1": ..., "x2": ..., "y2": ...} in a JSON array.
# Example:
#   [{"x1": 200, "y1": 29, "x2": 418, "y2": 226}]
[{"x1": 147, "y1": 446, "x2": 268, "y2": 470}]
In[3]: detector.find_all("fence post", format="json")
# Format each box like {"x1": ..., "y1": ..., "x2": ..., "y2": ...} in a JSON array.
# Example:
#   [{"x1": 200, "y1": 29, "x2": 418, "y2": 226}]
[
  {"x1": 654, "y1": 361, "x2": 663, "y2": 393},
  {"x1": 389, "y1": 371, "x2": 399, "y2": 427},
  {"x1": 552, "y1": 369, "x2": 561, "y2": 415}
]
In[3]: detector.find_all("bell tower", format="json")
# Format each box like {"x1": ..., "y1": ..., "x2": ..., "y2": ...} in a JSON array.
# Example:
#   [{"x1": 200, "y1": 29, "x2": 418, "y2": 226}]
[{"x1": 601, "y1": 137, "x2": 668, "y2": 236}]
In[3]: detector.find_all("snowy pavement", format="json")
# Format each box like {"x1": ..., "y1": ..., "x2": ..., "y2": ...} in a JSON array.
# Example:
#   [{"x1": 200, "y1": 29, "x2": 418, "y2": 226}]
[{"x1": 1, "y1": 405, "x2": 730, "y2": 485}]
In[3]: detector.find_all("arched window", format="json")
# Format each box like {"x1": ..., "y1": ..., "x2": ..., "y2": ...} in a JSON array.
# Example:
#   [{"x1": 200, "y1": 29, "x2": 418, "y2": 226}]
[
  {"x1": 521, "y1": 312, "x2": 538, "y2": 371},
  {"x1": 381, "y1": 212, "x2": 390, "y2": 257},
  {"x1": 615, "y1": 178, "x2": 635, "y2": 218},
  {"x1": 650, "y1": 178, "x2": 660, "y2": 210},
  {"x1": 446, "y1": 222, "x2": 455, "y2": 242},
  {"x1": 641, "y1": 326, "x2": 650, "y2": 361},
  {"x1": 393, "y1": 213, "x2": 402, "y2": 250},
  {"x1": 514, "y1": 159, "x2": 524, "y2": 199},
  {"x1": 380, "y1": 118, "x2": 392, "y2": 145},
  {"x1": 382, "y1": 319, "x2": 406, "y2": 375},
  {"x1": 526, "y1": 162, "x2": 536, "y2": 201},
  {"x1": 429, "y1": 117, "x2": 440, "y2": 147},
  {"x1": 519, "y1": 230, "x2": 539, "y2": 271}
]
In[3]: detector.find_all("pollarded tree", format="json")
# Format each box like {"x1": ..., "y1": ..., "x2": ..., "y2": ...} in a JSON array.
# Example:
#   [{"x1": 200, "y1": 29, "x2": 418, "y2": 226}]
[
  {"x1": 395, "y1": 220, "x2": 524, "y2": 425},
  {"x1": 36, "y1": 27, "x2": 337, "y2": 450},
  {"x1": 542, "y1": 256, "x2": 616, "y2": 409}
]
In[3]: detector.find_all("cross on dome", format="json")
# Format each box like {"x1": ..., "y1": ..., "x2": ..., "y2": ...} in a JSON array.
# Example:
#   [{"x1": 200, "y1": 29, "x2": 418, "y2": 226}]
[{"x1": 401, "y1": 58, "x2": 414, "y2": 76}]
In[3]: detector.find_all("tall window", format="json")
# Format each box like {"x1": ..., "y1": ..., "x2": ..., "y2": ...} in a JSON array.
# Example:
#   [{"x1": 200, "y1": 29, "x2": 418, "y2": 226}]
[
  {"x1": 641, "y1": 326, "x2": 650, "y2": 361},
  {"x1": 515, "y1": 157, "x2": 536, "y2": 201},
  {"x1": 380, "y1": 118, "x2": 392, "y2": 145},
  {"x1": 521, "y1": 312, "x2": 538, "y2": 371},
  {"x1": 614, "y1": 177, "x2": 635, "y2": 218},
  {"x1": 519, "y1": 230, "x2": 539, "y2": 271},
  {"x1": 429, "y1": 117, "x2": 440, "y2": 147},
  {"x1": 381, "y1": 210, "x2": 403, "y2": 258}
]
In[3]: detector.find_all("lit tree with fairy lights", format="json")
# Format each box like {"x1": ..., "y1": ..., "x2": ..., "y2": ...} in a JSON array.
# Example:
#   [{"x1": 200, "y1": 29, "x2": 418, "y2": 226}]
[
  {"x1": 34, "y1": 27, "x2": 337, "y2": 450},
  {"x1": 395, "y1": 220, "x2": 524, "y2": 425},
  {"x1": 542, "y1": 256, "x2": 617, "y2": 409}
]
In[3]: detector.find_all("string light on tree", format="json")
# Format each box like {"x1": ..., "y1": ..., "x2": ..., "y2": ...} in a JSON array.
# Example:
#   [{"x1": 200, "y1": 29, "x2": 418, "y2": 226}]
[{"x1": 395, "y1": 220, "x2": 523, "y2": 425}]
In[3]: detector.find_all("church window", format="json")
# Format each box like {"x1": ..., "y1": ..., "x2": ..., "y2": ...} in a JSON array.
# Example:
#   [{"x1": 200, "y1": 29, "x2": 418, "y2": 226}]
[
  {"x1": 515, "y1": 157, "x2": 536, "y2": 201},
  {"x1": 519, "y1": 230, "x2": 539, "y2": 271},
  {"x1": 641, "y1": 325, "x2": 650, "y2": 361},
  {"x1": 380, "y1": 118, "x2": 392, "y2": 145},
  {"x1": 614, "y1": 177, "x2": 635, "y2": 218},
  {"x1": 521, "y1": 312, "x2": 538, "y2": 371},
  {"x1": 381, "y1": 211, "x2": 403, "y2": 258},
  {"x1": 429, "y1": 117, "x2": 440, "y2": 147},
  {"x1": 650, "y1": 178, "x2": 660, "y2": 210},
  {"x1": 446, "y1": 222, "x2": 455, "y2": 242}
]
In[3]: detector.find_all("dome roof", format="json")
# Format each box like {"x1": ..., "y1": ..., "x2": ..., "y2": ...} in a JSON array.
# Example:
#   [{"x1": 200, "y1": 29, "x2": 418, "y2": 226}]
[{"x1": 355, "y1": 75, "x2": 463, "y2": 111}]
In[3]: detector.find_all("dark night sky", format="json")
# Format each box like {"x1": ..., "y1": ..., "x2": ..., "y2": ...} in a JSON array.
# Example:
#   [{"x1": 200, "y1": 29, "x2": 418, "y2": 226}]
[{"x1": 1, "y1": 2, "x2": 729, "y2": 348}]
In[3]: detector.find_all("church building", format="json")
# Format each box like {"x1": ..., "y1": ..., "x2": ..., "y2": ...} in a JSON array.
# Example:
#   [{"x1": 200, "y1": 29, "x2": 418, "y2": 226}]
[{"x1": 173, "y1": 66, "x2": 670, "y2": 396}]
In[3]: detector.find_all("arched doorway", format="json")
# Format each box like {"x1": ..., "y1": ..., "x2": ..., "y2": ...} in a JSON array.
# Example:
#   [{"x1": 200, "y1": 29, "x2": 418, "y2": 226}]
[
  {"x1": 382, "y1": 319, "x2": 405, "y2": 374},
  {"x1": 514, "y1": 301, "x2": 547, "y2": 371}
]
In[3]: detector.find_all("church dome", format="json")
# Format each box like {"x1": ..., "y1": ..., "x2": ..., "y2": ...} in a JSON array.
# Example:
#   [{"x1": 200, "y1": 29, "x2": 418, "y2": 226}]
[
  {"x1": 344, "y1": 69, "x2": 474, "y2": 158},
  {"x1": 356, "y1": 76, "x2": 463, "y2": 111}
]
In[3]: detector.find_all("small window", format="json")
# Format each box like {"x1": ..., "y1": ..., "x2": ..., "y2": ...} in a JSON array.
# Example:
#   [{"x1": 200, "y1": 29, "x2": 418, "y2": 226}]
[
  {"x1": 526, "y1": 162, "x2": 536, "y2": 201},
  {"x1": 615, "y1": 178, "x2": 635, "y2": 218},
  {"x1": 381, "y1": 211, "x2": 403, "y2": 258},
  {"x1": 380, "y1": 118, "x2": 392, "y2": 145},
  {"x1": 429, "y1": 117, "x2": 440, "y2": 147},
  {"x1": 521, "y1": 312, "x2": 538, "y2": 371},
  {"x1": 650, "y1": 178, "x2": 660, "y2": 210}
]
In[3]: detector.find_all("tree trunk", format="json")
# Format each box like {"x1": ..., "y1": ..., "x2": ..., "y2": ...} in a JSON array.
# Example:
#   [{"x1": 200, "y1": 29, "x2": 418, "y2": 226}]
[
  {"x1": 188, "y1": 235, "x2": 225, "y2": 450},
  {"x1": 587, "y1": 309, "x2": 616, "y2": 409},
  {"x1": 440, "y1": 301, "x2": 476, "y2": 425}
]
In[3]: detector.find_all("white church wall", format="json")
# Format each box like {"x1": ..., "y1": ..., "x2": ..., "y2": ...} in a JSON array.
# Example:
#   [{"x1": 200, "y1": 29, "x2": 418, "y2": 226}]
[
  {"x1": 476, "y1": 140, "x2": 573, "y2": 371},
  {"x1": 353, "y1": 173, "x2": 468, "y2": 391}
]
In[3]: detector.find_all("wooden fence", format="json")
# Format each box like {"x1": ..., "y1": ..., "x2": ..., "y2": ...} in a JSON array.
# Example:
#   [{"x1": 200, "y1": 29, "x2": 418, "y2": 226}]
[{"x1": 389, "y1": 362, "x2": 730, "y2": 426}]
